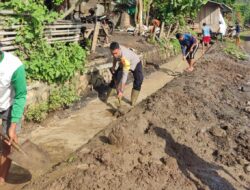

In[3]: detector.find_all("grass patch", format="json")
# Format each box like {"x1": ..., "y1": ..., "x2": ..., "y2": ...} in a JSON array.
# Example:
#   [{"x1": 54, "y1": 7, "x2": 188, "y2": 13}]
[{"x1": 223, "y1": 41, "x2": 248, "y2": 60}]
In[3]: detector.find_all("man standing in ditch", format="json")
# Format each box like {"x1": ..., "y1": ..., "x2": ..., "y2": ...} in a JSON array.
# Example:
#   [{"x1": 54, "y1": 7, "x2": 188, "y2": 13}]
[
  {"x1": 0, "y1": 50, "x2": 27, "y2": 184},
  {"x1": 106, "y1": 42, "x2": 143, "y2": 106},
  {"x1": 176, "y1": 33, "x2": 199, "y2": 72}
]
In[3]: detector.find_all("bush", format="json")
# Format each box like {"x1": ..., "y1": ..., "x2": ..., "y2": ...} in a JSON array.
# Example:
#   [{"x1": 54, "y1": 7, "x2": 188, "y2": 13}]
[
  {"x1": 169, "y1": 38, "x2": 181, "y2": 54},
  {"x1": 48, "y1": 86, "x2": 79, "y2": 111},
  {"x1": 25, "y1": 102, "x2": 49, "y2": 123},
  {"x1": 223, "y1": 41, "x2": 248, "y2": 60},
  {"x1": 24, "y1": 41, "x2": 86, "y2": 84},
  {"x1": 25, "y1": 85, "x2": 80, "y2": 122}
]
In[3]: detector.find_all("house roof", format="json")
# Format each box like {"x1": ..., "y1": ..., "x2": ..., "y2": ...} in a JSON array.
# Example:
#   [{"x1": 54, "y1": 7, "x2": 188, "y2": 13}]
[{"x1": 207, "y1": 0, "x2": 232, "y2": 13}]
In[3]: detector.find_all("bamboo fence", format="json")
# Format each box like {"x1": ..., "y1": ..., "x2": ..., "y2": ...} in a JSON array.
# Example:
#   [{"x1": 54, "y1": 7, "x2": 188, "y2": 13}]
[{"x1": 0, "y1": 16, "x2": 92, "y2": 52}]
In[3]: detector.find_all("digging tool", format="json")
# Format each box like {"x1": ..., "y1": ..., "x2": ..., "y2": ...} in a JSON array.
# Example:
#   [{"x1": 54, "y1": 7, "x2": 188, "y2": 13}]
[
  {"x1": 117, "y1": 96, "x2": 122, "y2": 107},
  {"x1": 109, "y1": 68, "x2": 123, "y2": 108},
  {"x1": 184, "y1": 51, "x2": 191, "y2": 59},
  {"x1": 0, "y1": 132, "x2": 50, "y2": 172}
]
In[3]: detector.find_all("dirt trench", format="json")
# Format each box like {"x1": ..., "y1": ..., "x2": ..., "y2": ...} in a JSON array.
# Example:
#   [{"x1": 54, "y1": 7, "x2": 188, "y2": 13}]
[{"x1": 19, "y1": 44, "x2": 250, "y2": 190}]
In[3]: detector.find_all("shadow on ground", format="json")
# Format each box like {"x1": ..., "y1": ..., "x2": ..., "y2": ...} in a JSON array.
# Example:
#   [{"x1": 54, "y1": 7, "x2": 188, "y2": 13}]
[
  {"x1": 7, "y1": 164, "x2": 32, "y2": 185},
  {"x1": 154, "y1": 127, "x2": 237, "y2": 190}
]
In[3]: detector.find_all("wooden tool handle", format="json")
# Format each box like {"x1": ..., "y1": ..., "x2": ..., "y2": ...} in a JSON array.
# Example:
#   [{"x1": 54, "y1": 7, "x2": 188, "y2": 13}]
[{"x1": 0, "y1": 132, "x2": 24, "y2": 153}]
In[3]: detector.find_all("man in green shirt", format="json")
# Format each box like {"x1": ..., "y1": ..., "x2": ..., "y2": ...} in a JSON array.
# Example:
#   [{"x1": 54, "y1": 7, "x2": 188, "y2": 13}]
[{"x1": 0, "y1": 50, "x2": 27, "y2": 184}]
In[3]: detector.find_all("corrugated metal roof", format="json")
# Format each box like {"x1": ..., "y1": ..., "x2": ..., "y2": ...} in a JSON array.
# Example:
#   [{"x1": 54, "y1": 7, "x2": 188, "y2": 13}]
[{"x1": 207, "y1": 0, "x2": 232, "y2": 13}]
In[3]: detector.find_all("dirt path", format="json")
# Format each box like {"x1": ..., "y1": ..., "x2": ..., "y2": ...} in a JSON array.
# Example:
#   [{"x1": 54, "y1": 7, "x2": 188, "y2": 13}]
[
  {"x1": 27, "y1": 52, "x2": 201, "y2": 163},
  {"x1": 2, "y1": 50, "x2": 202, "y2": 189},
  {"x1": 21, "y1": 44, "x2": 250, "y2": 190}
]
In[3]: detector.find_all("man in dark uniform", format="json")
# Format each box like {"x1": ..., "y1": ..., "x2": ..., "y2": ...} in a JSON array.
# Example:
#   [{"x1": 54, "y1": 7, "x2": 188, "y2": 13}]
[{"x1": 106, "y1": 42, "x2": 143, "y2": 106}]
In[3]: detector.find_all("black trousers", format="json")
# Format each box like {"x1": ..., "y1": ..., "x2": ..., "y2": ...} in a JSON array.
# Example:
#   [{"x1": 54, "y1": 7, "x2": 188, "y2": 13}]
[
  {"x1": 109, "y1": 61, "x2": 144, "y2": 91},
  {"x1": 186, "y1": 44, "x2": 199, "y2": 60}
]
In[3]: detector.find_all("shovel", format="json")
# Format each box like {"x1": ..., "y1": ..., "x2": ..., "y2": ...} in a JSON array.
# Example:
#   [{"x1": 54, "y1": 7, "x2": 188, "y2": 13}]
[{"x1": 0, "y1": 132, "x2": 50, "y2": 172}]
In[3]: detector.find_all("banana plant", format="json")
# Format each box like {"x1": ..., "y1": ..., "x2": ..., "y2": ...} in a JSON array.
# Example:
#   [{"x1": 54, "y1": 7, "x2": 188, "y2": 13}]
[{"x1": 153, "y1": 0, "x2": 208, "y2": 24}]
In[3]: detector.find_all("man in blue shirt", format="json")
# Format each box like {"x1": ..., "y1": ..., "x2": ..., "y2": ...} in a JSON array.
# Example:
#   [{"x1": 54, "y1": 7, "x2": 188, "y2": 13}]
[{"x1": 176, "y1": 33, "x2": 199, "y2": 72}]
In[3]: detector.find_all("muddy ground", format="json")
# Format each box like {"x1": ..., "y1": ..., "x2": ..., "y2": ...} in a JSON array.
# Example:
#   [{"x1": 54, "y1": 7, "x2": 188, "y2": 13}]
[{"x1": 20, "y1": 44, "x2": 250, "y2": 190}]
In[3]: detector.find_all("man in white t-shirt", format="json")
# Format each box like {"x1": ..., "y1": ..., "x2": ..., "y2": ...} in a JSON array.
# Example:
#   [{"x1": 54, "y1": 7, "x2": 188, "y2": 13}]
[{"x1": 217, "y1": 21, "x2": 227, "y2": 42}]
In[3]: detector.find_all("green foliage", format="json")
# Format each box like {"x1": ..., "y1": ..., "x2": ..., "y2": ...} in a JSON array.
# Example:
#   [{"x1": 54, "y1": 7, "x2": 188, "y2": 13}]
[
  {"x1": 25, "y1": 102, "x2": 49, "y2": 123},
  {"x1": 169, "y1": 38, "x2": 181, "y2": 55},
  {"x1": 67, "y1": 154, "x2": 77, "y2": 163},
  {"x1": 224, "y1": 41, "x2": 248, "y2": 60},
  {"x1": 25, "y1": 85, "x2": 80, "y2": 122},
  {"x1": 147, "y1": 37, "x2": 181, "y2": 55},
  {"x1": 115, "y1": 0, "x2": 136, "y2": 12},
  {"x1": 0, "y1": 1, "x2": 87, "y2": 84},
  {"x1": 233, "y1": 3, "x2": 250, "y2": 25},
  {"x1": 152, "y1": 0, "x2": 208, "y2": 25},
  {"x1": 53, "y1": 0, "x2": 65, "y2": 6},
  {"x1": 48, "y1": 86, "x2": 80, "y2": 111},
  {"x1": 0, "y1": 0, "x2": 58, "y2": 45},
  {"x1": 187, "y1": 30, "x2": 197, "y2": 36},
  {"x1": 23, "y1": 41, "x2": 86, "y2": 84}
]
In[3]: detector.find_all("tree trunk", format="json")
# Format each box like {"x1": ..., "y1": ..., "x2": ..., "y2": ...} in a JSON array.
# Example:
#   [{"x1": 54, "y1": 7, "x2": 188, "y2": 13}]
[
  {"x1": 120, "y1": 11, "x2": 131, "y2": 29},
  {"x1": 171, "y1": 22, "x2": 179, "y2": 36},
  {"x1": 166, "y1": 24, "x2": 173, "y2": 40},
  {"x1": 139, "y1": 0, "x2": 143, "y2": 34},
  {"x1": 159, "y1": 22, "x2": 165, "y2": 38},
  {"x1": 135, "y1": 0, "x2": 143, "y2": 35},
  {"x1": 145, "y1": 0, "x2": 153, "y2": 27}
]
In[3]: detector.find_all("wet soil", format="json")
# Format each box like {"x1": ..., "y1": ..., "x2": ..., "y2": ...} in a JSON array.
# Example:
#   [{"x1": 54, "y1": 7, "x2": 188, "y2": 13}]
[{"x1": 22, "y1": 44, "x2": 250, "y2": 190}]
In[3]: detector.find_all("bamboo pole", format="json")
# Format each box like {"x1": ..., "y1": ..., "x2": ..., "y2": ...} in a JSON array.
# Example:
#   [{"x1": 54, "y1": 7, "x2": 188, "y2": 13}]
[
  {"x1": 91, "y1": 22, "x2": 100, "y2": 52},
  {"x1": 0, "y1": 37, "x2": 16, "y2": 42},
  {"x1": 47, "y1": 39, "x2": 80, "y2": 44},
  {"x1": 0, "y1": 31, "x2": 17, "y2": 35},
  {"x1": 60, "y1": 0, "x2": 83, "y2": 19},
  {"x1": 0, "y1": 10, "x2": 29, "y2": 16},
  {"x1": 46, "y1": 35, "x2": 80, "y2": 41},
  {"x1": 0, "y1": 41, "x2": 15, "y2": 45},
  {"x1": 1, "y1": 45, "x2": 19, "y2": 51},
  {"x1": 44, "y1": 29, "x2": 80, "y2": 36},
  {"x1": 159, "y1": 22, "x2": 165, "y2": 38},
  {"x1": 45, "y1": 24, "x2": 85, "y2": 29},
  {"x1": 0, "y1": 25, "x2": 23, "y2": 30}
]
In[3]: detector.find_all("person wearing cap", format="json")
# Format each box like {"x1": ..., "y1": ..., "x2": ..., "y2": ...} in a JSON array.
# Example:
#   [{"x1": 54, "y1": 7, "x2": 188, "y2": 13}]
[
  {"x1": 176, "y1": 33, "x2": 199, "y2": 72},
  {"x1": 0, "y1": 50, "x2": 27, "y2": 184},
  {"x1": 106, "y1": 42, "x2": 143, "y2": 106}
]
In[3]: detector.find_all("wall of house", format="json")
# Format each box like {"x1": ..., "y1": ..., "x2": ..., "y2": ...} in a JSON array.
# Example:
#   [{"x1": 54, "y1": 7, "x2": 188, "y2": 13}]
[{"x1": 195, "y1": 2, "x2": 221, "y2": 33}]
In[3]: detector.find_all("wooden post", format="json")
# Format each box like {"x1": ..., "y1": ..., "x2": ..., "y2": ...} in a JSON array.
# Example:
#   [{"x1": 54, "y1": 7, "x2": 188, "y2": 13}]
[
  {"x1": 91, "y1": 22, "x2": 100, "y2": 52},
  {"x1": 152, "y1": 27, "x2": 157, "y2": 41},
  {"x1": 159, "y1": 22, "x2": 165, "y2": 38}
]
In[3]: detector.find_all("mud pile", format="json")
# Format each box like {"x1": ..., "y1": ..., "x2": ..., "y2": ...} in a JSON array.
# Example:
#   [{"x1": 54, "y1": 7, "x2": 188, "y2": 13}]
[{"x1": 23, "y1": 47, "x2": 250, "y2": 190}]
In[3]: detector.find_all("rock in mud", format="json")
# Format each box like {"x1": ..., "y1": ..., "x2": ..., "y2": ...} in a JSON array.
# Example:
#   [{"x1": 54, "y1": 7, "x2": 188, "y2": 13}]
[
  {"x1": 108, "y1": 126, "x2": 129, "y2": 147},
  {"x1": 244, "y1": 106, "x2": 250, "y2": 113},
  {"x1": 209, "y1": 126, "x2": 227, "y2": 137},
  {"x1": 246, "y1": 101, "x2": 250, "y2": 106},
  {"x1": 244, "y1": 164, "x2": 250, "y2": 174}
]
